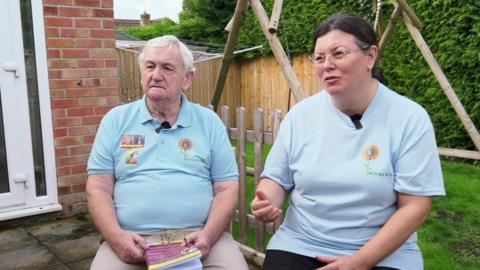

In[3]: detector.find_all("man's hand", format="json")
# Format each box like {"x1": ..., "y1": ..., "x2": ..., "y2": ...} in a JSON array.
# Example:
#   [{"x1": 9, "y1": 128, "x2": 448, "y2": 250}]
[
  {"x1": 251, "y1": 190, "x2": 282, "y2": 223},
  {"x1": 315, "y1": 254, "x2": 370, "y2": 270},
  {"x1": 183, "y1": 230, "x2": 212, "y2": 259},
  {"x1": 107, "y1": 230, "x2": 148, "y2": 263}
]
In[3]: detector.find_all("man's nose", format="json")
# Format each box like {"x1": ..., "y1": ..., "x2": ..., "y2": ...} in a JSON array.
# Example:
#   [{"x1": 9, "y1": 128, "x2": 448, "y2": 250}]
[{"x1": 152, "y1": 66, "x2": 164, "y2": 79}]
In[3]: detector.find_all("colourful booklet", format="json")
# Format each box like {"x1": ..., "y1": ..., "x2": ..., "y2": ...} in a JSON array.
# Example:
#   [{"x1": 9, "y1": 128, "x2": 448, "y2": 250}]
[{"x1": 145, "y1": 240, "x2": 202, "y2": 270}]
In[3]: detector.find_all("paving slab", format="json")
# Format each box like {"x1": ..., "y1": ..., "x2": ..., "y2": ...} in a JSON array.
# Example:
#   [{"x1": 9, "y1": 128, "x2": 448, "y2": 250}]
[
  {"x1": 66, "y1": 257, "x2": 94, "y2": 270},
  {"x1": 0, "y1": 227, "x2": 37, "y2": 253},
  {"x1": 0, "y1": 243, "x2": 63, "y2": 270}
]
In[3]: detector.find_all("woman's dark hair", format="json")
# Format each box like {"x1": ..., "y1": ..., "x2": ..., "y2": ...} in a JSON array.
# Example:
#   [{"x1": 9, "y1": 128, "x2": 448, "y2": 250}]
[{"x1": 313, "y1": 13, "x2": 386, "y2": 84}]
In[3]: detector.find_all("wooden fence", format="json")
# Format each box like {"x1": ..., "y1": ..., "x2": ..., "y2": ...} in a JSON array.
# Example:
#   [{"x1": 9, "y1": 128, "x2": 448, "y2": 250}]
[
  {"x1": 116, "y1": 47, "x2": 321, "y2": 131},
  {"x1": 220, "y1": 105, "x2": 284, "y2": 266}
]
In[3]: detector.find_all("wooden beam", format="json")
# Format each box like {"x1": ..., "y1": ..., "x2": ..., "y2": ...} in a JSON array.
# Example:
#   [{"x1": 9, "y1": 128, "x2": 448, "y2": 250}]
[
  {"x1": 378, "y1": 3, "x2": 402, "y2": 55},
  {"x1": 225, "y1": 2, "x2": 250, "y2": 32},
  {"x1": 268, "y1": 0, "x2": 283, "y2": 33},
  {"x1": 403, "y1": 14, "x2": 480, "y2": 152},
  {"x1": 211, "y1": 0, "x2": 250, "y2": 111},
  {"x1": 438, "y1": 147, "x2": 480, "y2": 160},
  {"x1": 394, "y1": 0, "x2": 422, "y2": 29},
  {"x1": 249, "y1": 0, "x2": 306, "y2": 102}
]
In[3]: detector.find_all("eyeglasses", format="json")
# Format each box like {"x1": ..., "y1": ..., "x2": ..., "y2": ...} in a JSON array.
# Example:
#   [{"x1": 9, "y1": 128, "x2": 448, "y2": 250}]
[{"x1": 310, "y1": 48, "x2": 366, "y2": 65}]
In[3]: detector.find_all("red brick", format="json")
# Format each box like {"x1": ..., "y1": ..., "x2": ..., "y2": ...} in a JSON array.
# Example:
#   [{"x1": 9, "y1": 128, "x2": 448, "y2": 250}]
[
  {"x1": 105, "y1": 59, "x2": 116, "y2": 68},
  {"x1": 65, "y1": 87, "x2": 117, "y2": 97},
  {"x1": 88, "y1": 9, "x2": 114, "y2": 18},
  {"x1": 58, "y1": 185, "x2": 72, "y2": 196},
  {"x1": 54, "y1": 128, "x2": 68, "y2": 137},
  {"x1": 101, "y1": 0, "x2": 113, "y2": 8},
  {"x1": 61, "y1": 69, "x2": 90, "y2": 79},
  {"x1": 45, "y1": 27, "x2": 59, "y2": 38},
  {"x1": 45, "y1": 17, "x2": 73, "y2": 27},
  {"x1": 88, "y1": 69, "x2": 117, "y2": 78},
  {"x1": 67, "y1": 107, "x2": 94, "y2": 117},
  {"x1": 50, "y1": 89, "x2": 66, "y2": 98},
  {"x1": 47, "y1": 49, "x2": 61, "y2": 58},
  {"x1": 47, "y1": 39, "x2": 74, "y2": 48},
  {"x1": 102, "y1": 39, "x2": 115, "y2": 48},
  {"x1": 43, "y1": 6, "x2": 58, "y2": 16},
  {"x1": 49, "y1": 70, "x2": 63, "y2": 79},
  {"x1": 88, "y1": 48, "x2": 116, "y2": 58},
  {"x1": 55, "y1": 147, "x2": 69, "y2": 158},
  {"x1": 90, "y1": 29, "x2": 115, "y2": 38},
  {"x1": 48, "y1": 59, "x2": 77, "y2": 69},
  {"x1": 52, "y1": 99, "x2": 80, "y2": 109},
  {"x1": 56, "y1": 166, "x2": 71, "y2": 177},
  {"x1": 80, "y1": 78, "x2": 102, "y2": 87},
  {"x1": 59, "y1": 7, "x2": 88, "y2": 17},
  {"x1": 52, "y1": 109, "x2": 67, "y2": 119},
  {"x1": 105, "y1": 78, "x2": 118, "y2": 87},
  {"x1": 62, "y1": 49, "x2": 89, "y2": 58},
  {"x1": 55, "y1": 136, "x2": 84, "y2": 147},
  {"x1": 74, "y1": 0, "x2": 101, "y2": 7},
  {"x1": 58, "y1": 174, "x2": 87, "y2": 186},
  {"x1": 72, "y1": 183, "x2": 86, "y2": 192},
  {"x1": 83, "y1": 135, "x2": 97, "y2": 144},
  {"x1": 61, "y1": 28, "x2": 89, "y2": 38},
  {"x1": 78, "y1": 59, "x2": 104, "y2": 68},
  {"x1": 81, "y1": 115, "x2": 102, "y2": 125},
  {"x1": 70, "y1": 145, "x2": 92, "y2": 155},
  {"x1": 102, "y1": 19, "x2": 115, "y2": 29},
  {"x1": 71, "y1": 165, "x2": 87, "y2": 175},
  {"x1": 50, "y1": 79, "x2": 81, "y2": 89},
  {"x1": 80, "y1": 96, "x2": 119, "y2": 107},
  {"x1": 94, "y1": 106, "x2": 115, "y2": 115},
  {"x1": 74, "y1": 18, "x2": 101, "y2": 28},
  {"x1": 43, "y1": 0, "x2": 72, "y2": 5},
  {"x1": 74, "y1": 39, "x2": 102, "y2": 48},
  {"x1": 68, "y1": 125, "x2": 97, "y2": 136},
  {"x1": 53, "y1": 117, "x2": 82, "y2": 128}
]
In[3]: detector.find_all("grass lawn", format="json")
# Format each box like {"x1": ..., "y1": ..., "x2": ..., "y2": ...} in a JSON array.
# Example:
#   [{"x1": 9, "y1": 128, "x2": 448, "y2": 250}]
[{"x1": 231, "y1": 140, "x2": 480, "y2": 269}]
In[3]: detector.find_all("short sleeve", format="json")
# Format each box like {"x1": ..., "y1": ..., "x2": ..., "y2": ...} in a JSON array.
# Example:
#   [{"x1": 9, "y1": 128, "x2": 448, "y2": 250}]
[
  {"x1": 87, "y1": 112, "x2": 116, "y2": 175},
  {"x1": 394, "y1": 118, "x2": 445, "y2": 196},
  {"x1": 209, "y1": 116, "x2": 239, "y2": 181},
  {"x1": 261, "y1": 115, "x2": 295, "y2": 190}
]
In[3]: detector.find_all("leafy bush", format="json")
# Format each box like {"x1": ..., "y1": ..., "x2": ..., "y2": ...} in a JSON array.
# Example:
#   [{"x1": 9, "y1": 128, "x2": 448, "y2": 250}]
[{"x1": 121, "y1": 0, "x2": 480, "y2": 150}]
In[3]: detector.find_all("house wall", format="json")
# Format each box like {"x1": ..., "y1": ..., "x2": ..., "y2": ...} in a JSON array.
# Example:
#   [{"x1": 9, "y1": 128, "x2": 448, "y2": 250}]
[{"x1": 43, "y1": 0, "x2": 119, "y2": 216}]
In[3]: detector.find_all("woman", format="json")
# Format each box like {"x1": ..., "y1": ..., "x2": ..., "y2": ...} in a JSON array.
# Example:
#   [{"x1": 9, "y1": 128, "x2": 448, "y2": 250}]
[{"x1": 251, "y1": 14, "x2": 445, "y2": 270}]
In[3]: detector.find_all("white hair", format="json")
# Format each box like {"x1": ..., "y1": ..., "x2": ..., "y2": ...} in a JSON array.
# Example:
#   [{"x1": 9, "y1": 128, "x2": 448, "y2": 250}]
[{"x1": 138, "y1": 35, "x2": 195, "y2": 73}]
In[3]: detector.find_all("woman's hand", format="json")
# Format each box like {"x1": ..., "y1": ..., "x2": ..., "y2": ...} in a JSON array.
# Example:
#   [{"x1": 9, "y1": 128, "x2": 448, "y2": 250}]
[
  {"x1": 251, "y1": 190, "x2": 282, "y2": 223},
  {"x1": 315, "y1": 254, "x2": 370, "y2": 270}
]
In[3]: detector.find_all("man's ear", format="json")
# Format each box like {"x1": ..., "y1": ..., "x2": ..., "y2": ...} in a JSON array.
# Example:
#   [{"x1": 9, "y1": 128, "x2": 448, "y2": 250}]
[{"x1": 183, "y1": 70, "x2": 195, "y2": 90}]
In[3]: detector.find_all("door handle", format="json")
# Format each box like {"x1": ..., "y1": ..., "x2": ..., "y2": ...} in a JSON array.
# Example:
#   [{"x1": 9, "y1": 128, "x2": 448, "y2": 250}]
[
  {"x1": 13, "y1": 173, "x2": 29, "y2": 188},
  {"x1": 3, "y1": 62, "x2": 20, "y2": 78}
]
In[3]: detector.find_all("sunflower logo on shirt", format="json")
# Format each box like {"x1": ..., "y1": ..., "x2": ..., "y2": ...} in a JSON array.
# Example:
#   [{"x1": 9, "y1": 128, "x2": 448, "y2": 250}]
[
  {"x1": 363, "y1": 145, "x2": 379, "y2": 160},
  {"x1": 179, "y1": 138, "x2": 193, "y2": 160},
  {"x1": 363, "y1": 144, "x2": 393, "y2": 177}
]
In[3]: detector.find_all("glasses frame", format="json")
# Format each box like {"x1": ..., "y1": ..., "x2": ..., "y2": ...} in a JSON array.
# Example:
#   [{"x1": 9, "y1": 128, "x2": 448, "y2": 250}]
[{"x1": 310, "y1": 47, "x2": 370, "y2": 65}]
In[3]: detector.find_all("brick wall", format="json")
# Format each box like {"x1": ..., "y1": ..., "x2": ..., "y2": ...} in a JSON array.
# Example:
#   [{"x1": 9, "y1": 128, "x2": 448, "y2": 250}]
[{"x1": 43, "y1": 0, "x2": 119, "y2": 215}]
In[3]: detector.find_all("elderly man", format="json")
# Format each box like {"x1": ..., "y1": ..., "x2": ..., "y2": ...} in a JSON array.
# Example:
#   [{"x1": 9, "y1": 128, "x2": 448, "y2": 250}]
[{"x1": 87, "y1": 35, "x2": 248, "y2": 270}]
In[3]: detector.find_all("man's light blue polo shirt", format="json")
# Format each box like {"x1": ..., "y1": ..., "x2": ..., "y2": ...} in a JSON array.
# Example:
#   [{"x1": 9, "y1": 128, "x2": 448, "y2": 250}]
[
  {"x1": 262, "y1": 82, "x2": 445, "y2": 270},
  {"x1": 88, "y1": 95, "x2": 238, "y2": 233}
]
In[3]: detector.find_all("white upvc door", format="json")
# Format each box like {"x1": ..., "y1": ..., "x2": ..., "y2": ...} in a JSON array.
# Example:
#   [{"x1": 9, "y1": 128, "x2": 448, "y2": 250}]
[{"x1": 0, "y1": 0, "x2": 61, "y2": 220}]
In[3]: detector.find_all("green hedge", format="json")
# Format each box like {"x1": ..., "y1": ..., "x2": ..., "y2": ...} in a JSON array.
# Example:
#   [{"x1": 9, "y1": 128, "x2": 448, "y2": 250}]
[{"x1": 123, "y1": 0, "x2": 480, "y2": 150}]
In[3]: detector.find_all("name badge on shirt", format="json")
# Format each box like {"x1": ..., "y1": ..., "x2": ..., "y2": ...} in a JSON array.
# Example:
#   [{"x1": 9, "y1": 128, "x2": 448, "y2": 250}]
[{"x1": 121, "y1": 134, "x2": 145, "y2": 166}]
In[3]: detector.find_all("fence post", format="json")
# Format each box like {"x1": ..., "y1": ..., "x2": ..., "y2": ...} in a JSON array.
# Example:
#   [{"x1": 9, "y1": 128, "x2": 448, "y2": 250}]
[
  {"x1": 236, "y1": 107, "x2": 248, "y2": 245},
  {"x1": 253, "y1": 108, "x2": 265, "y2": 252}
]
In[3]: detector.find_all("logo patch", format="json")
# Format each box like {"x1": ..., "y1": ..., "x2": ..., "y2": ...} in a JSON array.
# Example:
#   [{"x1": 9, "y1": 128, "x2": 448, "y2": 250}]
[
  {"x1": 121, "y1": 134, "x2": 145, "y2": 149},
  {"x1": 362, "y1": 144, "x2": 393, "y2": 177},
  {"x1": 179, "y1": 138, "x2": 193, "y2": 160}
]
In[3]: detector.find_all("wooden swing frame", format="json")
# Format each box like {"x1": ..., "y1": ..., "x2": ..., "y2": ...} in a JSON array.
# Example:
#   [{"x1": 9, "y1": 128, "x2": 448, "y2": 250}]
[{"x1": 211, "y1": 0, "x2": 480, "y2": 160}]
